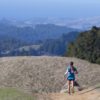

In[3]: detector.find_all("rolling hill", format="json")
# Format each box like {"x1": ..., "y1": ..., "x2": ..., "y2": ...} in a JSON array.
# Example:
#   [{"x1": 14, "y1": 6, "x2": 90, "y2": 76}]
[
  {"x1": 0, "y1": 56, "x2": 99, "y2": 94},
  {"x1": 0, "y1": 22, "x2": 78, "y2": 42}
]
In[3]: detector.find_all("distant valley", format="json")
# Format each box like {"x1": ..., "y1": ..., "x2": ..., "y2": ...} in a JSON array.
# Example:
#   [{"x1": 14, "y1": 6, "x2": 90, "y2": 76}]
[
  {"x1": 0, "y1": 17, "x2": 100, "y2": 57},
  {"x1": 0, "y1": 20, "x2": 79, "y2": 57}
]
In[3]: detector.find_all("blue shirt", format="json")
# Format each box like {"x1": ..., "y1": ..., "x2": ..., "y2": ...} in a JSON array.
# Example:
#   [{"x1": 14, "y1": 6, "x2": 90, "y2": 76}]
[{"x1": 67, "y1": 66, "x2": 77, "y2": 80}]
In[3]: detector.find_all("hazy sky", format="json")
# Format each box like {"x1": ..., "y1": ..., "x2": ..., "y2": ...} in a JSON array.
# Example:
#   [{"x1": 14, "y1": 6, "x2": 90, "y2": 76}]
[{"x1": 0, "y1": 0, "x2": 100, "y2": 20}]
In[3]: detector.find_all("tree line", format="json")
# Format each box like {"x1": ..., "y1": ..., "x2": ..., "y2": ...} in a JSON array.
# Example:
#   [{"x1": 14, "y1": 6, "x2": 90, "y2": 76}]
[{"x1": 66, "y1": 26, "x2": 100, "y2": 64}]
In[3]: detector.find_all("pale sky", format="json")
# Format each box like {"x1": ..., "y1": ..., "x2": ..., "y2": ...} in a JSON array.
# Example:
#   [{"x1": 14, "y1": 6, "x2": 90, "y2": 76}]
[{"x1": 0, "y1": 0, "x2": 100, "y2": 20}]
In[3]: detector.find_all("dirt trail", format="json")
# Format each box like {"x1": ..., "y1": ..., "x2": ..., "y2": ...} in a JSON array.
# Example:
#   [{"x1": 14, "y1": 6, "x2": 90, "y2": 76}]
[{"x1": 49, "y1": 89, "x2": 100, "y2": 100}]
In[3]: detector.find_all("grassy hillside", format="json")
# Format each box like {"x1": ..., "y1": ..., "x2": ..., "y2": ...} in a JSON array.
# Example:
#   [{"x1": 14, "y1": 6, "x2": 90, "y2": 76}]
[
  {"x1": 0, "y1": 88, "x2": 35, "y2": 100},
  {"x1": 0, "y1": 56, "x2": 99, "y2": 94}
]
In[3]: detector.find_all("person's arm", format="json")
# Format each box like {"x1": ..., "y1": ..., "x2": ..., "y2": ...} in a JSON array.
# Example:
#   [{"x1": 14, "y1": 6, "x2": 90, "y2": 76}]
[
  {"x1": 64, "y1": 69, "x2": 68, "y2": 77},
  {"x1": 64, "y1": 70, "x2": 68, "y2": 75}
]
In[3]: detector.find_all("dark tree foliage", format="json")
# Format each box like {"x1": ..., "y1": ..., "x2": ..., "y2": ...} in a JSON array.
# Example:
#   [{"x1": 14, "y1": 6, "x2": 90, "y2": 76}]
[
  {"x1": 0, "y1": 35, "x2": 28, "y2": 52},
  {"x1": 40, "y1": 32, "x2": 79, "y2": 56},
  {"x1": 66, "y1": 26, "x2": 100, "y2": 64}
]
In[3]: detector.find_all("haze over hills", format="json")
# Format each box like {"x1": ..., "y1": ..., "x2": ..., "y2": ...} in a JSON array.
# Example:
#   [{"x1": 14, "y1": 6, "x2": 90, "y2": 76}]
[
  {"x1": 1, "y1": 17, "x2": 100, "y2": 30},
  {"x1": 0, "y1": 20, "x2": 79, "y2": 57},
  {"x1": 0, "y1": 17, "x2": 100, "y2": 57},
  {"x1": 0, "y1": 21, "x2": 78, "y2": 41}
]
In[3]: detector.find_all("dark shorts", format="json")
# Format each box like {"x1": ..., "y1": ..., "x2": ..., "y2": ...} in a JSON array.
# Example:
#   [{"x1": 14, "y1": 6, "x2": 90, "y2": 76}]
[{"x1": 67, "y1": 78, "x2": 75, "y2": 81}]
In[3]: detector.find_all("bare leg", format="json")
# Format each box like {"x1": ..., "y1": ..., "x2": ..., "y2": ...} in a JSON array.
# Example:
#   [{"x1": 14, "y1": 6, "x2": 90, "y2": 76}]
[
  {"x1": 67, "y1": 80, "x2": 71, "y2": 94},
  {"x1": 71, "y1": 80, "x2": 74, "y2": 93}
]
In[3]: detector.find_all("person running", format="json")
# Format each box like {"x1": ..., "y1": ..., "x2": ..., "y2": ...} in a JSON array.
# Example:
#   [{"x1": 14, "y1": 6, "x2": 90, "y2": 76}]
[{"x1": 64, "y1": 61, "x2": 78, "y2": 94}]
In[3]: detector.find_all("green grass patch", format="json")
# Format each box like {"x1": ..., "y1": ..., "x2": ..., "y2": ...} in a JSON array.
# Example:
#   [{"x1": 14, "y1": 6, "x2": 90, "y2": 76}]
[{"x1": 0, "y1": 88, "x2": 35, "y2": 100}]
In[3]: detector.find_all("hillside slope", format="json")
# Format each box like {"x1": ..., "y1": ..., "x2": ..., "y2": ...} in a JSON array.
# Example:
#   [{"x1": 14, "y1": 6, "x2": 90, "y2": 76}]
[{"x1": 0, "y1": 56, "x2": 100, "y2": 94}]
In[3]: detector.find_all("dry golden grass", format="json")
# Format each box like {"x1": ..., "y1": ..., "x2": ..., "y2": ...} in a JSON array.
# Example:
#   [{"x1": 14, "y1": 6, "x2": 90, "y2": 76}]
[{"x1": 0, "y1": 56, "x2": 99, "y2": 94}]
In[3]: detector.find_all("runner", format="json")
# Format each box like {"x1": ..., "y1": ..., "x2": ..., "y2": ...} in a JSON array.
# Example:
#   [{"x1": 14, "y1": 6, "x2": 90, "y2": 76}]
[{"x1": 64, "y1": 61, "x2": 78, "y2": 94}]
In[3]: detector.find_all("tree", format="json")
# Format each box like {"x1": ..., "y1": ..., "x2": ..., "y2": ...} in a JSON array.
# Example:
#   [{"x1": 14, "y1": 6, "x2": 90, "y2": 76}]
[{"x1": 66, "y1": 26, "x2": 100, "y2": 64}]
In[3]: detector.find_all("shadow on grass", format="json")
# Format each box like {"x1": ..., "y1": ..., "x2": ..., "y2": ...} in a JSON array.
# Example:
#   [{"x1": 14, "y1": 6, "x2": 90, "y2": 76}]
[{"x1": 79, "y1": 85, "x2": 100, "y2": 95}]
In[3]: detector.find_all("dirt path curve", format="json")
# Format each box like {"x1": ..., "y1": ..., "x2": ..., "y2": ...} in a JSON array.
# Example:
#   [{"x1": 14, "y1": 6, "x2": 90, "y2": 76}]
[{"x1": 49, "y1": 89, "x2": 100, "y2": 100}]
